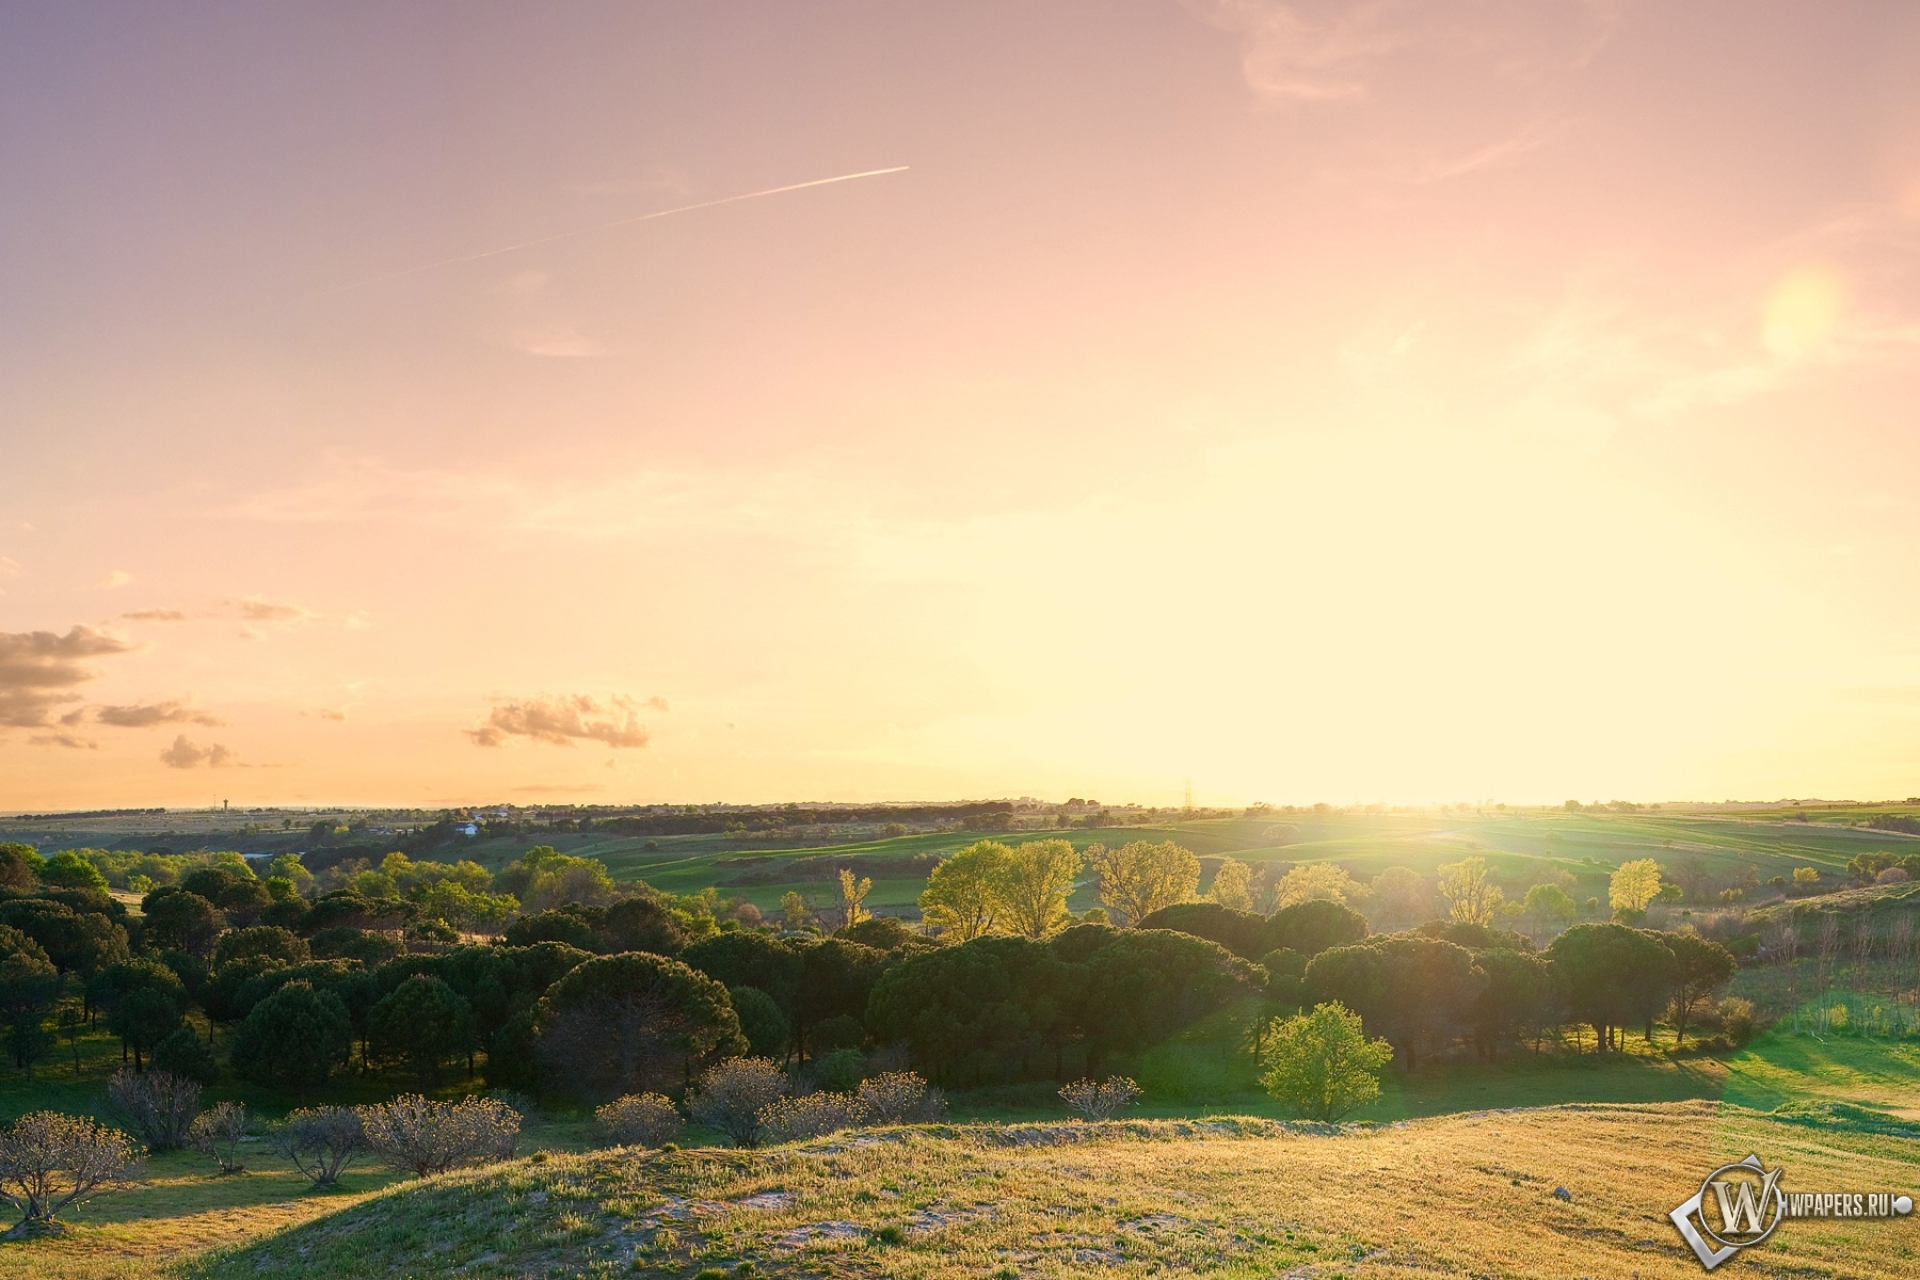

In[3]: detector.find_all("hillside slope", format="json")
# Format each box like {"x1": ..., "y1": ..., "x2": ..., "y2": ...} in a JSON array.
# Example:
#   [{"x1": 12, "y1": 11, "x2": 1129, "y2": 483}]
[{"x1": 186, "y1": 1102, "x2": 1919, "y2": 1280}]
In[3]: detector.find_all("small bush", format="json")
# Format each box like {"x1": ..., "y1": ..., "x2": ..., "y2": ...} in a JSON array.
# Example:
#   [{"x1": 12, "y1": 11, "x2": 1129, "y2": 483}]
[
  {"x1": 855, "y1": 1071, "x2": 946, "y2": 1124},
  {"x1": 1059, "y1": 1075, "x2": 1142, "y2": 1121},
  {"x1": 0, "y1": 1111, "x2": 141, "y2": 1232},
  {"x1": 271, "y1": 1107, "x2": 367, "y2": 1188},
  {"x1": 105, "y1": 1069, "x2": 201, "y2": 1152},
  {"x1": 760, "y1": 1090, "x2": 864, "y2": 1142},
  {"x1": 594, "y1": 1093, "x2": 684, "y2": 1148},
  {"x1": 150, "y1": 1026, "x2": 218, "y2": 1086},
  {"x1": 689, "y1": 1057, "x2": 787, "y2": 1149},
  {"x1": 187, "y1": 1101, "x2": 248, "y2": 1175},
  {"x1": 358, "y1": 1095, "x2": 521, "y2": 1178},
  {"x1": 1720, "y1": 997, "x2": 1757, "y2": 1047}
]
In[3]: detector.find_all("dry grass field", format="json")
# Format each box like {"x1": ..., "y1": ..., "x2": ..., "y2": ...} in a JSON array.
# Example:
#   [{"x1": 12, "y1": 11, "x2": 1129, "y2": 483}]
[{"x1": 130, "y1": 1101, "x2": 1915, "y2": 1280}]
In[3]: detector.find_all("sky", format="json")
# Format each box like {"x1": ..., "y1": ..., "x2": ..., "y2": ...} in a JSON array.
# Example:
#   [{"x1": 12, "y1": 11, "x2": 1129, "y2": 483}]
[{"x1": 3, "y1": 0, "x2": 1920, "y2": 811}]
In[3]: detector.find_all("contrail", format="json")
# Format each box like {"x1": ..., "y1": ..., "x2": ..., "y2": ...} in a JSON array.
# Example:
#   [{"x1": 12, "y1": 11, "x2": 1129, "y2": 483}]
[{"x1": 324, "y1": 165, "x2": 909, "y2": 294}]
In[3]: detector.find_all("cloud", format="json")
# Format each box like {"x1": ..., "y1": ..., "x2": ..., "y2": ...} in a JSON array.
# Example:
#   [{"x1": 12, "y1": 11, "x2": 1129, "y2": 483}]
[
  {"x1": 513, "y1": 329, "x2": 607, "y2": 358},
  {"x1": 30, "y1": 732, "x2": 96, "y2": 750},
  {"x1": 97, "y1": 569, "x2": 134, "y2": 589},
  {"x1": 0, "y1": 625, "x2": 136, "y2": 727},
  {"x1": 159, "y1": 735, "x2": 236, "y2": 768},
  {"x1": 123, "y1": 609, "x2": 190, "y2": 623},
  {"x1": 230, "y1": 595, "x2": 317, "y2": 625},
  {"x1": 467, "y1": 694, "x2": 655, "y2": 749},
  {"x1": 1185, "y1": 0, "x2": 1406, "y2": 103},
  {"x1": 91, "y1": 699, "x2": 224, "y2": 728}
]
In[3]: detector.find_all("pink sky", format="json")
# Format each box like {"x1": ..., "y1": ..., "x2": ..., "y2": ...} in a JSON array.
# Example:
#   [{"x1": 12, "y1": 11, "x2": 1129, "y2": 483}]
[{"x1": 4, "y1": 1, "x2": 1920, "y2": 809}]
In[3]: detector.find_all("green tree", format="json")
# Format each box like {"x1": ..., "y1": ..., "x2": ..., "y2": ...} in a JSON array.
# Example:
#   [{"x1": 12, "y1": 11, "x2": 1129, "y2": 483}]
[
  {"x1": 1267, "y1": 900, "x2": 1369, "y2": 957},
  {"x1": 1437, "y1": 857, "x2": 1503, "y2": 926},
  {"x1": 91, "y1": 959, "x2": 187, "y2": 1070},
  {"x1": 231, "y1": 981, "x2": 354, "y2": 1100},
  {"x1": 140, "y1": 889, "x2": 225, "y2": 957},
  {"x1": 1273, "y1": 864, "x2": 1359, "y2": 907},
  {"x1": 532, "y1": 952, "x2": 744, "y2": 1099},
  {"x1": 1522, "y1": 883, "x2": 1576, "y2": 937},
  {"x1": 368, "y1": 975, "x2": 475, "y2": 1087},
  {"x1": 1258, "y1": 1002, "x2": 1393, "y2": 1122},
  {"x1": 1545, "y1": 923, "x2": 1674, "y2": 1052},
  {"x1": 918, "y1": 841, "x2": 1010, "y2": 941},
  {"x1": 39, "y1": 852, "x2": 109, "y2": 893},
  {"x1": 1086, "y1": 841, "x2": 1199, "y2": 925},
  {"x1": 780, "y1": 891, "x2": 811, "y2": 930},
  {"x1": 994, "y1": 840, "x2": 1082, "y2": 940},
  {"x1": 837, "y1": 868, "x2": 873, "y2": 928},
  {"x1": 726, "y1": 985, "x2": 791, "y2": 1059},
  {"x1": 0, "y1": 937, "x2": 60, "y2": 1078},
  {"x1": 1660, "y1": 931, "x2": 1735, "y2": 1047},
  {"x1": 1208, "y1": 858, "x2": 1254, "y2": 912},
  {"x1": 0, "y1": 844, "x2": 43, "y2": 890}
]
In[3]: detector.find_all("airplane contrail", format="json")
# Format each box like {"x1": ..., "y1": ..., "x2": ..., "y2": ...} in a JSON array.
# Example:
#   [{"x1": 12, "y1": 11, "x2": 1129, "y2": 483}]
[{"x1": 325, "y1": 165, "x2": 909, "y2": 294}]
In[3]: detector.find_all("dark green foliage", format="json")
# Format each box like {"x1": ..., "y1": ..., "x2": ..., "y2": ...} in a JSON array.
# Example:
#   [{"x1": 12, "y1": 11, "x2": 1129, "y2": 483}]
[
  {"x1": 213, "y1": 926, "x2": 310, "y2": 968},
  {"x1": 0, "y1": 897, "x2": 128, "y2": 974},
  {"x1": 231, "y1": 980, "x2": 353, "y2": 1096},
  {"x1": 91, "y1": 958, "x2": 187, "y2": 1069},
  {"x1": 0, "y1": 927, "x2": 59, "y2": 1076},
  {"x1": 1077, "y1": 929, "x2": 1267, "y2": 1065},
  {"x1": 868, "y1": 935, "x2": 1065, "y2": 1084},
  {"x1": 837, "y1": 916, "x2": 926, "y2": 953},
  {"x1": 0, "y1": 843, "x2": 40, "y2": 890},
  {"x1": 1660, "y1": 932, "x2": 1736, "y2": 1047},
  {"x1": 811, "y1": 1047, "x2": 865, "y2": 1092},
  {"x1": 810, "y1": 1014, "x2": 864, "y2": 1052},
  {"x1": 1136, "y1": 902, "x2": 1271, "y2": 959},
  {"x1": 1268, "y1": 900, "x2": 1369, "y2": 957},
  {"x1": 140, "y1": 888, "x2": 225, "y2": 956},
  {"x1": 151, "y1": 1024, "x2": 219, "y2": 1085},
  {"x1": 503, "y1": 907, "x2": 602, "y2": 952},
  {"x1": 485, "y1": 1009, "x2": 540, "y2": 1091},
  {"x1": 1545, "y1": 923, "x2": 1676, "y2": 1050},
  {"x1": 601, "y1": 896, "x2": 687, "y2": 955},
  {"x1": 1415, "y1": 919, "x2": 1536, "y2": 952},
  {"x1": 1305, "y1": 934, "x2": 1477, "y2": 1071},
  {"x1": 156, "y1": 949, "x2": 210, "y2": 1003},
  {"x1": 682, "y1": 931, "x2": 804, "y2": 1014},
  {"x1": 1259, "y1": 947, "x2": 1307, "y2": 1009},
  {"x1": 796, "y1": 939, "x2": 889, "y2": 1054},
  {"x1": 202, "y1": 955, "x2": 289, "y2": 1026},
  {"x1": 1467, "y1": 948, "x2": 1554, "y2": 1060},
  {"x1": 309, "y1": 926, "x2": 403, "y2": 965},
  {"x1": 368, "y1": 975, "x2": 474, "y2": 1086},
  {"x1": 727, "y1": 985, "x2": 790, "y2": 1059},
  {"x1": 532, "y1": 952, "x2": 745, "y2": 1099},
  {"x1": 301, "y1": 891, "x2": 415, "y2": 933}
]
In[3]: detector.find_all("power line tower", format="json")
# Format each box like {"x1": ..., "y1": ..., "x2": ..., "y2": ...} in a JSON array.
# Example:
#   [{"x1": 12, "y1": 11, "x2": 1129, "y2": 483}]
[{"x1": 1183, "y1": 779, "x2": 1193, "y2": 813}]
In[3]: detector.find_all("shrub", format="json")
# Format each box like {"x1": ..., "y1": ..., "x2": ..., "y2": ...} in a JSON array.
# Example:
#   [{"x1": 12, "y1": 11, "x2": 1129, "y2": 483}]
[
  {"x1": 0, "y1": 1112, "x2": 141, "y2": 1234},
  {"x1": 689, "y1": 1057, "x2": 788, "y2": 1148},
  {"x1": 358, "y1": 1095, "x2": 520, "y2": 1177},
  {"x1": 594, "y1": 1093, "x2": 683, "y2": 1148},
  {"x1": 1719, "y1": 997, "x2": 1757, "y2": 1047},
  {"x1": 1059, "y1": 1075, "x2": 1142, "y2": 1121},
  {"x1": 105, "y1": 1069, "x2": 201, "y2": 1152},
  {"x1": 809, "y1": 1047, "x2": 865, "y2": 1093},
  {"x1": 150, "y1": 1026, "x2": 219, "y2": 1086},
  {"x1": 271, "y1": 1107, "x2": 367, "y2": 1188},
  {"x1": 1259, "y1": 1002, "x2": 1393, "y2": 1123},
  {"x1": 187, "y1": 1101, "x2": 248, "y2": 1175},
  {"x1": 759, "y1": 1090, "x2": 864, "y2": 1143},
  {"x1": 855, "y1": 1071, "x2": 947, "y2": 1124}
]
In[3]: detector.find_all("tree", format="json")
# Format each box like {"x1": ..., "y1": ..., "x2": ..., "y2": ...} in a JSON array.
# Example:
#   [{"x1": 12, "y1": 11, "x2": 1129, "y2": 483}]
[
  {"x1": 681, "y1": 932, "x2": 804, "y2": 1016},
  {"x1": 794, "y1": 940, "x2": 888, "y2": 1058},
  {"x1": 92, "y1": 959, "x2": 186, "y2": 1070},
  {"x1": 213, "y1": 926, "x2": 309, "y2": 968},
  {"x1": 0, "y1": 844, "x2": 41, "y2": 891},
  {"x1": 837, "y1": 868, "x2": 872, "y2": 929},
  {"x1": 1135, "y1": 902, "x2": 1269, "y2": 959},
  {"x1": 39, "y1": 852, "x2": 108, "y2": 893},
  {"x1": 1660, "y1": 932, "x2": 1735, "y2": 1047},
  {"x1": 600, "y1": 896, "x2": 688, "y2": 956},
  {"x1": 1086, "y1": 841, "x2": 1199, "y2": 925},
  {"x1": 1259, "y1": 1002, "x2": 1393, "y2": 1122},
  {"x1": 1267, "y1": 900, "x2": 1369, "y2": 957},
  {"x1": 1369, "y1": 867, "x2": 1428, "y2": 928},
  {"x1": 139, "y1": 889, "x2": 224, "y2": 957},
  {"x1": 368, "y1": 976, "x2": 474, "y2": 1087},
  {"x1": 533, "y1": 953, "x2": 744, "y2": 1099},
  {"x1": 150, "y1": 1026, "x2": 218, "y2": 1085},
  {"x1": 188, "y1": 1102, "x2": 248, "y2": 1175},
  {"x1": 1208, "y1": 858, "x2": 1254, "y2": 912},
  {"x1": 1609, "y1": 859, "x2": 1662, "y2": 922},
  {"x1": 994, "y1": 840, "x2": 1081, "y2": 940},
  {"x1": 0, "y1": 930, "x2": 59, "y2": 1079},
  {"x1": 231, "y1": 981, "x2": 353, "y2": 1099},
  {"x1": 1437, "y1": 857, "x2": 1503, "y2": 926},
  {"x1": 0, "y1": 1112, "x2": 140, "y2": 1236},
  {"x1": 1273, "y1": 864, "x2": 1359, "y2": 908},
  {"x1": 688, "y1": 1057, "x2": 788, "y2": 1148},
  {"x1": 271, "y1": 1108, "x2": 366, "y2": 1188},
  {"x1": 1522, "y1": 883, "x2": 1576, "y2": 940},
  {"x1": 780, "y1": 891, "x2": 811, "y2": 930},
  {"x1": 727, "y1": 985, "x2": 791, "y2": 1059},
  {"x1": 918, "y1": 841, "x2": 1010, "y2": 940},
  {"x1": 867, "y1": 935, "x2": 1066, "y2": 1085},
  {"x1": 1467, "y1": 949, "x2": 1553, "y2": 1060},
  {"x1": 1545, "y1": 923, "x2": 1674, "y2": 1052}
]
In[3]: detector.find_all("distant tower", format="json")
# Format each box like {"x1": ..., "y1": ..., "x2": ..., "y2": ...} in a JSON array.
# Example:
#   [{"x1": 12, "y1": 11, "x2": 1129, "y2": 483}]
[{"x1": 1183, "y1": 779, "x2": 1193, "y2": 813}]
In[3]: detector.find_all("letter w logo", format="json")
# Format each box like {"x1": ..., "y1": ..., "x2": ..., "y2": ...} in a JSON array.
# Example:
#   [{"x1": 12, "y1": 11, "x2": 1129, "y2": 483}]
[{"x1": 1712, "y1": 1168, "x2": 1781, "y2": 1237}]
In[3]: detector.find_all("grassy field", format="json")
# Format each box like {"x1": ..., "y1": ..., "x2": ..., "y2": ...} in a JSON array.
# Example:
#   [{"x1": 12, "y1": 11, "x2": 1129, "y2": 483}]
[{"x1": 163, "y1": 1101, "x2": 1920, "y2": 1280}]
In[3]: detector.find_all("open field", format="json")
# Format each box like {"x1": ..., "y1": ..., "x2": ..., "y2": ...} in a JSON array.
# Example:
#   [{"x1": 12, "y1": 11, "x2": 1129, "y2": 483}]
[{"x1": 165, "y1": 1102, "x2": 1919, "y2": 1280}]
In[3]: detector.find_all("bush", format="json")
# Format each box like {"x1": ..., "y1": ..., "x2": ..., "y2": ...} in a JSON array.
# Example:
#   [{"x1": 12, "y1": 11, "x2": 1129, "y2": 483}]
[
  {"x1": 689, "y1": 1057, "x2": 788, "y2": 1148},
  {"x1": 358, "y1": 1095, "x2": 520, "y2": 1177},
  {"x1": 1059, "y1": 1076, "x2": 1142, "y2": 1121},
  {"x1": 187, "y1": 1101, "x2": 248, "y2": 1175},
  {"x1": 1259, "y1": 1002, "x2": 1393, "y2": 1123},
  {"x1": 594, "y1": 1093, "x2": 684, "y2": 1148},
  {"x1": 271, "y1": 1107, "x2": 367, "y2": 1188},
  {"x1": 759, "y1": 1091, "x2": 863, "y2": 1143},
  {"x1": 104, "y1": 1069, "x2": 201, "y2": 1152},
  {"x1": 855, "y1": 1071, "x2": 947, "y2": 1124},
  {"x1": 809, "y1": 1047, "x2": 865, "y2": 1093},
  {"x1": 1719, "y1": 996, "x2": 1757, "y2": 1047},
  {"x1": 0, "y1": 1112, "x2": 141, "y2": 1233},
  {"x1": 150, "y1": 1026, "x2": 218, "y2": 1086}
]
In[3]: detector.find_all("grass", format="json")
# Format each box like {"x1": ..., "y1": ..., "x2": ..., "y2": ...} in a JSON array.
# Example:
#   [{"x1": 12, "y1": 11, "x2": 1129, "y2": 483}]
[{"x1": 173, "y1": 1102, "x2": 1920, "y2": 1280}]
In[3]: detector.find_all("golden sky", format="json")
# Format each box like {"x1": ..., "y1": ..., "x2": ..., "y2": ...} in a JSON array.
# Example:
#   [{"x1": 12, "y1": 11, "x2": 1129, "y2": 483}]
[{"x1": 4, "y1": 2, "x2": 1920, "y2": 809}]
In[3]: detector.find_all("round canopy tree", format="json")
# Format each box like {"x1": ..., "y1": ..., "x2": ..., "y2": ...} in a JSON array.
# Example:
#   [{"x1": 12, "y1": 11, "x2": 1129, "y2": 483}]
[{"x1": 533, "y1": 952, "x2": 743, "y2": 1099}]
